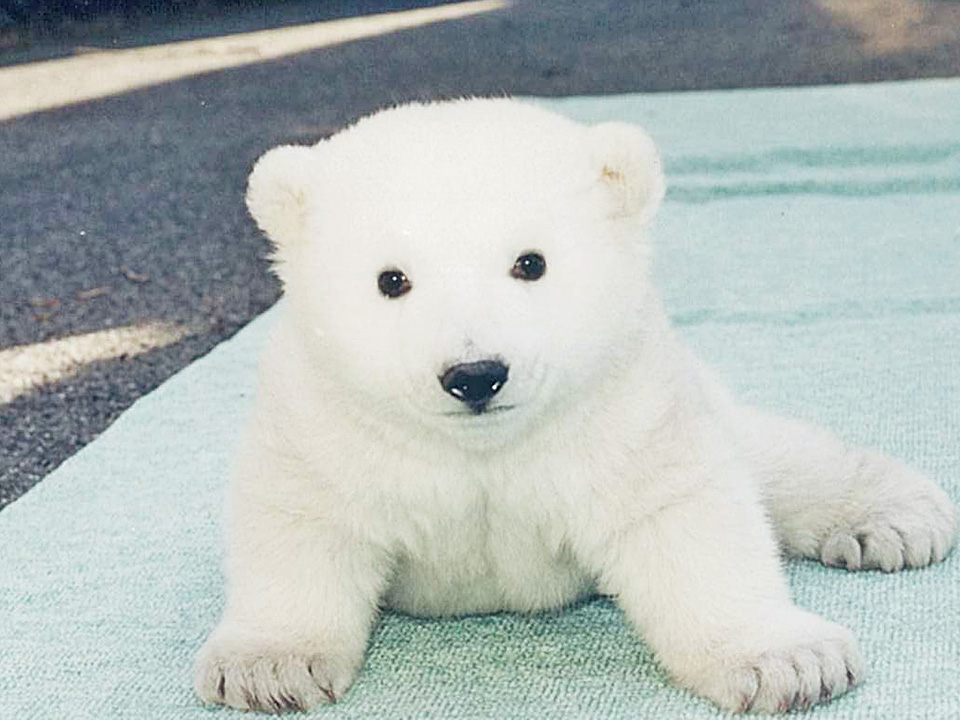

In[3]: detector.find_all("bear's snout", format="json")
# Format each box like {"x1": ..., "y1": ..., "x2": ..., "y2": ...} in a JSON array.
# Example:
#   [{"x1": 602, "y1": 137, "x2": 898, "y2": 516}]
[{"x1": 439, "y1": 360, "x2": 509, "y2": 414}]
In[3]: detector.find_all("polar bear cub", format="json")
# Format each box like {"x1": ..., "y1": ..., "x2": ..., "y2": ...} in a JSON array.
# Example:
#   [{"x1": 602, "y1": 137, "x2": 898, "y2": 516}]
[{"x1": 194, "y1": 99, "x2": 957, "y2": 714}]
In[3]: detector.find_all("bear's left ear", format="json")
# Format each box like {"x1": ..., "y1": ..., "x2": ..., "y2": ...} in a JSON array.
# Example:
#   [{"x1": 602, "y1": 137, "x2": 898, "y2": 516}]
[
  {"x1": 587, "y1": 121, "x2": 665, "y2": 224},
  {"x1": 246, "y1": 144, "x2": 321, "y2": 249}
]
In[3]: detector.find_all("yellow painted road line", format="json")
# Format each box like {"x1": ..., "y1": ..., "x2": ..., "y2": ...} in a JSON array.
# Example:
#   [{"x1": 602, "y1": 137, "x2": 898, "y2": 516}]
[
  {"x1": 0, "y1": 0, "x2": 509, "y2": 121},
  {"x1": 0, "y1": 321, "x2": 192, "y2": 404}
]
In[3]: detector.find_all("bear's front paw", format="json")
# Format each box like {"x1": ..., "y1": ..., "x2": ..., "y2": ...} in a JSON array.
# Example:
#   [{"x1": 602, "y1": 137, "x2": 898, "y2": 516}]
[
  {"x1": 194, "y1": 632, "x2": 361, "y2": 713},
  {"x1": 688, "y1": 614, "x2": 864, "y2": 714},
  {"x1": 819, "y1": 471, "x2": 957, "y2": 572}
]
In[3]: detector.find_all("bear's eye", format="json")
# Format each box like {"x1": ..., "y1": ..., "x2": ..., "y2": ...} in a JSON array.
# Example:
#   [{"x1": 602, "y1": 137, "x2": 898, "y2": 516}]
[
  {"x1": 510, "y1": 252, "x2": 547, "y2": 282},
  {"x1": 377, "y1": 269, "x2": 412, "y2": 299}
]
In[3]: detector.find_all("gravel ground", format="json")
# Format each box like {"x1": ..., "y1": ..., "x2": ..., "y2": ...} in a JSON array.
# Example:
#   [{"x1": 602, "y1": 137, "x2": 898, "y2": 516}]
[{"x1": 2, "y1": 0, "x2": 960, "y2": 510}]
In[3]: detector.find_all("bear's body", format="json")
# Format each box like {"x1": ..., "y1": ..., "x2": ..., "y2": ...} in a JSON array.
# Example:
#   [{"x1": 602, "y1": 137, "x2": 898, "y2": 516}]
[{"x1": 194, "y1": 99, "x2": 957, "y2": 714}]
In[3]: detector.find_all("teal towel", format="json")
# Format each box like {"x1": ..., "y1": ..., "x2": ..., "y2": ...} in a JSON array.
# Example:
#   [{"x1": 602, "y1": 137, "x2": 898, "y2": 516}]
[{"x1": 2, "y1": 79, "x2": 959, "y2": 719}]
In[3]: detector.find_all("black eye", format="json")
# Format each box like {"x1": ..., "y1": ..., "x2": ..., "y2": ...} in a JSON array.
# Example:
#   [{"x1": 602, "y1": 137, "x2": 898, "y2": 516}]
[
  {"x1": 378, "y1": 268, "x2": 411, "y2": 298},
  {"x1": 510, "y1": 252, "x2": 546, "y2": 282}
]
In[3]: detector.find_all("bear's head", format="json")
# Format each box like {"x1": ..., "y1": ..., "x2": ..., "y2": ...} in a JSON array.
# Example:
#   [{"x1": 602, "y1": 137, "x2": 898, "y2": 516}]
[{"x1": 247, "y1": 99, "x2": 665, "y2": 446}]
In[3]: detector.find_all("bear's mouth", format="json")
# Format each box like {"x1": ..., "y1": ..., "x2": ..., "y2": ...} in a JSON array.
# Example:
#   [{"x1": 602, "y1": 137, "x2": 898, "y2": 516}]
[{"x1": 442, "y1": 404, "x2": 516, "y2": 418}]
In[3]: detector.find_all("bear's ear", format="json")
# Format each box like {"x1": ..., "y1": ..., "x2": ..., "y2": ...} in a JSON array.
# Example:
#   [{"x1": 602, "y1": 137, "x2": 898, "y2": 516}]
[
  {"x1": 246, "y1": 144, "x2": 320, "y2": 248},
  {"x1": 587, "y1": 121, "x2": 665, "y2": 224}
]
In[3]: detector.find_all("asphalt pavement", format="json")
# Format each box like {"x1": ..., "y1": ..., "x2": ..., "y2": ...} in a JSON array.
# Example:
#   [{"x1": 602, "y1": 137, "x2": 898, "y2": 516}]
[{"x1": 2, "y1": 0, "x2": 960, "y2": 510}]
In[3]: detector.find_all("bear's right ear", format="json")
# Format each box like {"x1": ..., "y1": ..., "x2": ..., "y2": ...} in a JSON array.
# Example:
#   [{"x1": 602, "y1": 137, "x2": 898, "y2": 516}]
[{"x1": 246, "y1": 144, "x2": 320, "y2": 248}]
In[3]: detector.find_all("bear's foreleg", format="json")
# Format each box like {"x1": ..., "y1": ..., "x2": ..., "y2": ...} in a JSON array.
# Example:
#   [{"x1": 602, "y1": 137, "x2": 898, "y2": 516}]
[
  {"x1": 194, "y1": 487, "x2": 388, "y2": 713},
  {"x1": 730, "y1": 405, "x2": 958, "y2": 571},
  {"x1": 597, "y1": 466, "x2": 863, "y2": 713}
]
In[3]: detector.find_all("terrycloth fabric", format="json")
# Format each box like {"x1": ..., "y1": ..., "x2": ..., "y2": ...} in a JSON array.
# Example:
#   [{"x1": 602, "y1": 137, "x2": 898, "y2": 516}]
[{"x1": 2, "y1": 79, "x2": 959, "y2": 719}]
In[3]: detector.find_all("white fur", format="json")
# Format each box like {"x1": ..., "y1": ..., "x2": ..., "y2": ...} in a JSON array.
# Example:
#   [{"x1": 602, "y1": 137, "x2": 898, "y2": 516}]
[{"x1": 194, "y1": 98, "x2": 958, "y2": 714}]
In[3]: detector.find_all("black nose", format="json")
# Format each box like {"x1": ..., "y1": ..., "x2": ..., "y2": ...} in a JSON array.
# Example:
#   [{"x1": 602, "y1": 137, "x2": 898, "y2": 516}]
[{"x1": 439, "y1": 360, "x2": 509, "y2": 413}]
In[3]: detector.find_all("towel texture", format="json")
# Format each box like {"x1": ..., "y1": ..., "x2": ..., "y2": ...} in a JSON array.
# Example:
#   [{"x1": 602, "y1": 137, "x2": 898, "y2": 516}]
[{"x1": 2, "y1": 79, "x2": 959, "y2": 719}]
